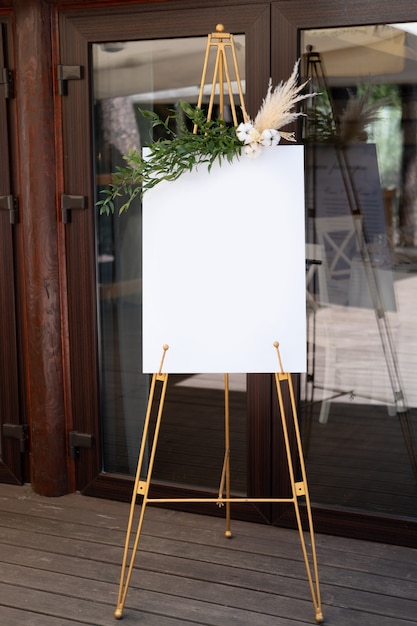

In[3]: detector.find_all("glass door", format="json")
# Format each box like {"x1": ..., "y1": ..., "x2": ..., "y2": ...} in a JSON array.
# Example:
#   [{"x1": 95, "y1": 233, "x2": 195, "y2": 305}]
[
  {"x1": 271, "y1": 2, "x2": 417, "y2": 545},
  {"x1": 300, "y1": 22, "x2": 417, "y2": 519},
  {"x1": 58, "y1": 3, "x2": 273, "y2": 521}
]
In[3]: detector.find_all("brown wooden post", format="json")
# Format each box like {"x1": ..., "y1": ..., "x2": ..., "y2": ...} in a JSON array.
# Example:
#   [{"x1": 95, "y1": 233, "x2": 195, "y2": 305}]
[{"x1": 14, "y1": 0, "x2": 68, "y2": 495}]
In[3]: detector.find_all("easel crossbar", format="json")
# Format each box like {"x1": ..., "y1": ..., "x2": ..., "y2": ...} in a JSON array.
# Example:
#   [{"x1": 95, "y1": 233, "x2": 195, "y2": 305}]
[{"x1": 137, "y1": 496, "x2": 301, "y2": 504}]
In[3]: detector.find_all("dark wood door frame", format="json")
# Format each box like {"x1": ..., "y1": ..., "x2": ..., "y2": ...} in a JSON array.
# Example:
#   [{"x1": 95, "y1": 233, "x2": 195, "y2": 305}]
[{"x1": 0, "y1": 17, "x2": 25, "y2": 485}]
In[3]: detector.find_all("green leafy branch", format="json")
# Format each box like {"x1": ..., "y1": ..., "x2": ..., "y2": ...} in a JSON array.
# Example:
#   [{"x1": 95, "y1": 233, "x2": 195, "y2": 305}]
[{"x1": 97, "y1": 101, "x2": 243, "y2": 215}]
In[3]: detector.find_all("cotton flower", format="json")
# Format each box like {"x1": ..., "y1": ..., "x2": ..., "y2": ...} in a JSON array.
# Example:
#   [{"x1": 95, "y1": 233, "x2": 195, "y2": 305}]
[
  {"x1": 236, "y1": 122, "x2": 260, "y2": 145},
  {"x1": 236, "y1": 122, "x2": 252, "y2": 143},
  {"x1": 243, "y1": 141, "x2": 262, "y2": 157},
  {"x1": 259, "y1": 129, "x2": 281, "y2": 146}
]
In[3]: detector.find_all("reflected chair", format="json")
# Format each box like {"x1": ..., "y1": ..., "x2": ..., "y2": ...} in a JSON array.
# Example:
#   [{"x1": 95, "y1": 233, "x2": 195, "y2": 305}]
[
  {"x1": 311, "y1": 216, "x2": 359, "y2": 423},
  {"x1": 310, "y1": 215, "x2": 398, "y2": 423},
  {"x1": 314, "y1": 215, "x2": 359, "y2": 305}
]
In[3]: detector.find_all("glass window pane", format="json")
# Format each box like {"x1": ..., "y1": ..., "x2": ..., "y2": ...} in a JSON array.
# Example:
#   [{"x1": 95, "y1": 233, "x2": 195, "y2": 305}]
[
  {"x1": 301, "y1": 24, "x2": 417, "y2": 517},
  {"x1": 92, "y1": 37, "x2": 246, "y2": 493}
]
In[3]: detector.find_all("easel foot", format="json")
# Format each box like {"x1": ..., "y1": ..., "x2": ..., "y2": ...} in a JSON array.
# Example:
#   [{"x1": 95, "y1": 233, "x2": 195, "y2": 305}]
[
  {"x1": 114, "y1": 607, "x2": 123, "y2": 620},
  {"x1": 315, "y1": 608, "x2": 324, "y2": 623}
]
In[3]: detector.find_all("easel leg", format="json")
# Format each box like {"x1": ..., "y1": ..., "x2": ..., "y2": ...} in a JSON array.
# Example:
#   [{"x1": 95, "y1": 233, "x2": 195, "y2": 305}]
[
  {"x1": 224, "y1": 373, "x2": 232, "y2": 537},
  {"x1": 217, "y1": 373, "x2": 232, "y2": 537},
  {"x1": 273, "y1": 344, "x2": 323, "y2": 624},
  {"x1": 114, "y1": 368, "x2": 169, "y2": 620}
]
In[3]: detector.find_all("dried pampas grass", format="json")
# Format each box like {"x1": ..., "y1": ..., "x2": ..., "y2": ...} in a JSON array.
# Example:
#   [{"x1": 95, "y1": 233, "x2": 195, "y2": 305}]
[{"x1": 252, "y1": 60, "x2": 315, "y2": 141}]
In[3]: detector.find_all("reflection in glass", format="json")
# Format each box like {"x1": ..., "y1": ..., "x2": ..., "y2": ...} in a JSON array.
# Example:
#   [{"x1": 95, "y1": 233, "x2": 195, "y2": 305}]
[
  {"x1": 301, "y1": 25, "x2": 417, "y2": 517},
  {"x1": 92, "y1": 37, "x2": 247, "y2": 493}
]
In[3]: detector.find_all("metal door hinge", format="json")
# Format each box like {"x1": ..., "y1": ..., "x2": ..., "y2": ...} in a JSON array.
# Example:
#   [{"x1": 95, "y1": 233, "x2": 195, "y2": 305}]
[
  {"x1": 2, "y1": 424, "x2": 29, "y2": 452},
  {"x1": 0, "y1": 194, "x2": 18, "y2": 223},
  {"x1": 57, "y1": 64, "x2": 82, "y2": 96},
  {"x1": 1, "y1": 67, "x2": 14, "y2": 98},
  {"x1": 68, "y1": 431, "x2": 94, "y2": 460},
  {"x1": 61, "y1": 194, "x2": 86, "y2": 223}
]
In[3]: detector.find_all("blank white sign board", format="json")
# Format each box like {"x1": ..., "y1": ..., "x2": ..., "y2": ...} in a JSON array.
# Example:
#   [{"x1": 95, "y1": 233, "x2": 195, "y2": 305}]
[{"x1": 143, "y1": 145, "x2": 306, "y2": 373}]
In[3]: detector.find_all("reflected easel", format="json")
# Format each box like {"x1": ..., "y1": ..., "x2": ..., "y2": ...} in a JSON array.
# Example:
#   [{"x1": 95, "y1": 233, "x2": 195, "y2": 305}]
[{"x1": 114, "y1": 25, "x2": 323, "y2": 624}]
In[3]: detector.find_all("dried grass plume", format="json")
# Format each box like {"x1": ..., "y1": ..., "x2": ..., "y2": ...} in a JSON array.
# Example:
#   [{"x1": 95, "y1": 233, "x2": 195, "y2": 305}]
[{"x1": 252, "y1": 60, "x2": 315, "y2": 141}]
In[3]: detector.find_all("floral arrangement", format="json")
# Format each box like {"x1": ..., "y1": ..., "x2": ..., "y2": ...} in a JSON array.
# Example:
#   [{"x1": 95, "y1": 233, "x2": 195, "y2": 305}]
[
  {"x1": 98, "y1": 60, "x2": 313, "y2": 215},
  {"x1": 236, "y1": 60, "x2": 313, "y2": 155}
]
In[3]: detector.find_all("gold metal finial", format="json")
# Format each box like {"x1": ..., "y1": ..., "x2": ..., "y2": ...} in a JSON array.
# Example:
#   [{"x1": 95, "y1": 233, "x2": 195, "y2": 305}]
[
  {"x1": 216, "y1": 23, "x2": 225, "y2": 32},
  {"x1": 158, "y1": 344, "x2": 169, "y2": 375},
  {"x1": 273, "y1": 341, "x2": 285, "y2": 374}
]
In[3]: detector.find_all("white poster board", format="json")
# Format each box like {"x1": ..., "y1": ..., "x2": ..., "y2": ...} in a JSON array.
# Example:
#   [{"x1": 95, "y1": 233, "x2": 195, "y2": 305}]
[{"x1": 143, "y1": 146, "x2": 306, "y2": 373}]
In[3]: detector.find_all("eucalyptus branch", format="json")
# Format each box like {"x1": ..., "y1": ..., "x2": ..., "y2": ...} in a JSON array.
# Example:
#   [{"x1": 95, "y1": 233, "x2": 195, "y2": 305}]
[
  {"x1": 97, "y1": 62, "x2": 311, "y2": 215},
  {"x1": 97, "y1": 101, "x2": 242, "y2": 215}
]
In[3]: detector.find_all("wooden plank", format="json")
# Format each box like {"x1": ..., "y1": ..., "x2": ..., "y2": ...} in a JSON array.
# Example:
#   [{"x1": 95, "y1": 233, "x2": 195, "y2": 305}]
[
  {"x1": 0, "y1": 607, "x2": 79, "y2": 626},
  {"x1": 0, "y1": 584, "x2": 186, "y2": 626}
]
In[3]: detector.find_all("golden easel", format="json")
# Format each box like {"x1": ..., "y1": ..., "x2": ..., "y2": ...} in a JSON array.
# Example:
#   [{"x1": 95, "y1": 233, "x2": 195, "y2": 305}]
[{"x1": 114, "y1": 25, "x2": 323, "y2": 624}]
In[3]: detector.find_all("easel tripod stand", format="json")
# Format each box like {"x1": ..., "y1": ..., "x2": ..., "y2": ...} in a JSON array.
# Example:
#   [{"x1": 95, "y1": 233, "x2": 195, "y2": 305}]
[
  {"x1": 114, "y1": 26, "x2": 323, "y2": 623},
  {"x1": 114, "y1": 344, "x2": 323, "y2": 623}
]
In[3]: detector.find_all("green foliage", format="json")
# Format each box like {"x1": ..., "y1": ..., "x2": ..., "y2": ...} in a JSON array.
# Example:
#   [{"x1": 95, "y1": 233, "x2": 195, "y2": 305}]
[
  {"x1": 305, "y1": 103, "x2": 337, "y2": 143},
  {"x1": 97, "y1": 101, "x2": 242, "y2": 215},
  {"x1": 356, "y1": 83, "x2": 401, "y2": 108}
]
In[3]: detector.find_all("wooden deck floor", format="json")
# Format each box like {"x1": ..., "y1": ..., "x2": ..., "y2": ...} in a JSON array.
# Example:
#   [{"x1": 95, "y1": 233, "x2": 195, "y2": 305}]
[{"x1": 1, "y1": 483, "x2": 417, "y2": 626}]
